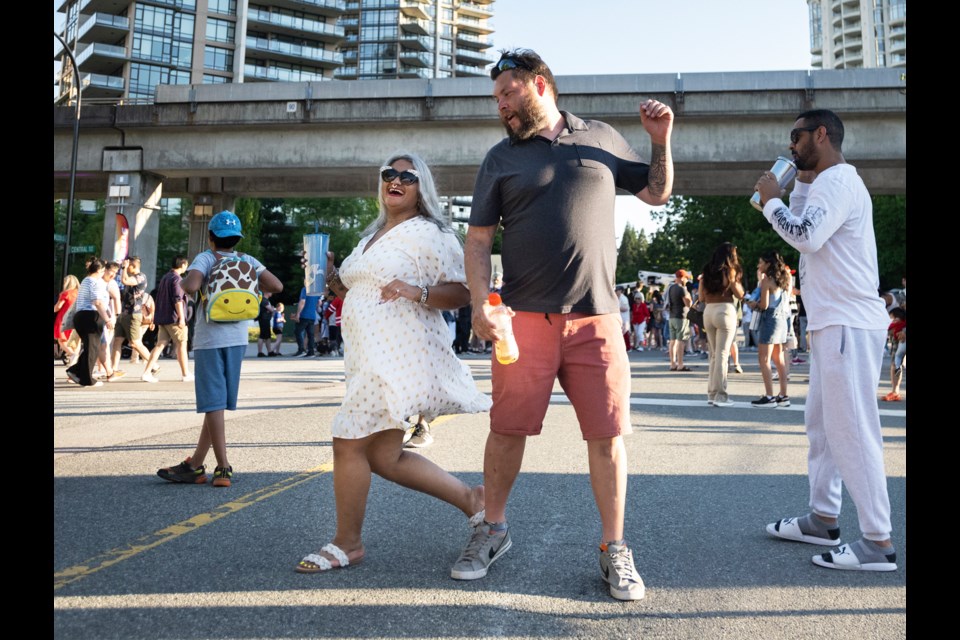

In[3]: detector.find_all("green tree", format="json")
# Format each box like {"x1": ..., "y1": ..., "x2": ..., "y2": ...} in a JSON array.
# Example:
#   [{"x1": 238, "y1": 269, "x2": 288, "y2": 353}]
[
  {"x1": 615, "y1": 223, "x2": 648, "y2": 284},
  {"x1": 644, "y1": 217, "x2": 684, "y2": 274},
  {"x1": 233, "y1": 197, "x2": 263, "y2": 260},
  {"x1": 154, "y1": 198, "x2": 191, "y2": 287},
  {"x1": 253, "y1": 197, "x2": 380, "y2": 306},
  {"x1": 257, "y1": 198, "x2": 300, "y2": 306},
  {"x1": 658, "y1": 195, "x2": 799, "y2": 280},
  {"x1": 646, "y1": 193, "x2": 905, "y2": 291},
  {"x1": 872, "y1": 194, "x2": 907, "y2": 290},
  {"x1": 53, "y1": 199, "x2": 105, "y2": 298}
]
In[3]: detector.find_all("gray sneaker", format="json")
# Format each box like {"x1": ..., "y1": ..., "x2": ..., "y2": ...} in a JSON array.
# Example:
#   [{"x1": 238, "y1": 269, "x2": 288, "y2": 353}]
[
  {"x1": 450, "y1": 523, "x2": 512, "y2": 580},
  {"x1": 600, "y1": 542, "x2": 646, "y2": 601},
  {"x1": 404, "y1": 419, "x2": 433, "y2": 449}
]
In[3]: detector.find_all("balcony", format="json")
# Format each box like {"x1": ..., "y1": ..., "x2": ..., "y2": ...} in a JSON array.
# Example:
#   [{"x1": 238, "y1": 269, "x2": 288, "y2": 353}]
[
  {"x1": 456, "y1": 15, "x2": 494, "y2": 35},
  {"x1": 455, "y1": 63, "x2": 487, "y2": 77},
  {"x1": 840, "y1": 1, "x2": 860, "y2": 18},
  {"x1": 399, "y1": 49, "x2": 431, "y2": 67},
  {"x1": 398, "y1": 66, "x2": 431, "y2": 79},
  {"x1": 76, "y1": 13, "x2": 129, "y2": 45},
  {"x1": 268, "y1": 0, "x2": 347, "y2": 19},
  {"x1": 455, "y1": 30, "x2": 491, "y2": 48},
  {"x1": 79, "y1": 72, "x2": 124, "y2": 98},
  {"x1": 458, "y1": 2, "x2": 493, "y2": 19},
  {"x1": 60, "y1": 0, "x2": 129, "y2": 15},
  {"x1": 400, "y1": 17, "x2": 430, "y2": 36},
  {"x1": 399, "y1": 0, "x2": 430, "y2": 20},
  {"x1": 399, "y1": 35, "x2": 432, "y2": 52},
  {"x1": 455, "y1": 47, "x2": 491, "y2": 66},
  {"x1": 334, "y1": 66, "x2": 358, "y2": 78},
  {"x1": 244, "y1": 63, "x2": 327, "y2": 82},
  {"x1": 245, "y1": 35, "x2": 344, "y2": 68},
  {"x1": 74, "y1": 41, "x2": 127, "y2": 74},
  {"x1": 247, "y1": 8, "x2": 345, "y2": 44},
  {"x1": 843, "y1": 50, "x2": 863, "y2": 66}
]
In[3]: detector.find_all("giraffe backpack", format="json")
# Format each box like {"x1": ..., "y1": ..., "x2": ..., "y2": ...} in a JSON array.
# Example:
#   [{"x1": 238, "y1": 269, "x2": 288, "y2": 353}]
[{"x1": 202, "y1": 250, "x2": 262, "y2": 322}]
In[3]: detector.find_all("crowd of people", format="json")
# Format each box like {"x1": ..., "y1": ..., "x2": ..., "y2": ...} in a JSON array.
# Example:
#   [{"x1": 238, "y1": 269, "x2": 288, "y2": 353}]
[{"x1": 54, "y1": 50, "x2": 904, "y2": 597}]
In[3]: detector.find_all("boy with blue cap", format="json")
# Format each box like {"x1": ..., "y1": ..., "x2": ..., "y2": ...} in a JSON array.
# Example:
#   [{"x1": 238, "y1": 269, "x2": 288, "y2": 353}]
[{"x1": 157, "y1": 211, "x2": 283, "y2": 487}]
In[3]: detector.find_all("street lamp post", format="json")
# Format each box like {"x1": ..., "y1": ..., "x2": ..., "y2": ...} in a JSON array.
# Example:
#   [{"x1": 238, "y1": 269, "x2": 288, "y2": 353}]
[{"x1": 54, "y1": 31, "x2": 81, "y2": 288}]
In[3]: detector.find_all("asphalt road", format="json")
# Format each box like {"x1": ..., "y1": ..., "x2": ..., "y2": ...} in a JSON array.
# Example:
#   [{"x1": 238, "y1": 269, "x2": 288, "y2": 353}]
[{"x1": 53, "y1": 343, "x2": 907, "y2": 640}]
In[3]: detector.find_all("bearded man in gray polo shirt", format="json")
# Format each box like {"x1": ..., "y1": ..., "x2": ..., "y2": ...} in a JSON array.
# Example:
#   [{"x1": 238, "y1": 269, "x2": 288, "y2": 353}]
[{"x1": 456, "y1": 48, "x2": 674, "y2": 601}]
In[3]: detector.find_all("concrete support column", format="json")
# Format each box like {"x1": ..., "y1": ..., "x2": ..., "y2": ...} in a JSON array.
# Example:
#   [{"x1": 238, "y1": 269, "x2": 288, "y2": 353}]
[
  {"x1": 187, "y1": 177, "x2": 235, "y2": 261},
  {"x1": 102, "y1": 171, "x2": 163, "y2": 287}
]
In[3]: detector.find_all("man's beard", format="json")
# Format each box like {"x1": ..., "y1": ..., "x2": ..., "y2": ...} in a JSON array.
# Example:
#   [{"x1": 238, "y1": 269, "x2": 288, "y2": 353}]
[
  {"x1": 792, "y1": 146, "x2": 815, "y2": 171},
  {"x1": 502, "y1": 93, "x2": 547, "y2": 144}
]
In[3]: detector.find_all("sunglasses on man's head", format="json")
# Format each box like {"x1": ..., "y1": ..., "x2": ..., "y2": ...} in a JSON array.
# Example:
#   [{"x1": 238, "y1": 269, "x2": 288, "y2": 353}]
[
  {"x1": 380, "y1": 166, "x2": 420, "y2": 185},
  {"x1": 494, "y1": 56, "x2": 533, "y2": 73}
]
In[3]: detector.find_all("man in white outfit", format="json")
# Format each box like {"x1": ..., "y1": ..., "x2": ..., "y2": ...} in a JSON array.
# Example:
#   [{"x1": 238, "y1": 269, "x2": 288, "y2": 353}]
[{"x1": 754, "y1": 109, "x2": 897, "y2": 572}]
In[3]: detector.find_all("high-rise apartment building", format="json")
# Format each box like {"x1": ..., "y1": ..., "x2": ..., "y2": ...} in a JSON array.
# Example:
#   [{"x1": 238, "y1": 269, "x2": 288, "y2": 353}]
[
  {"x1": 806, "y1": 0, "x2": 905, "y2": 69},
  {"x1": 54, "y1": 0, "x2": 494, "y2": 105},
  {"x1": 335, "y1": 1, "x2": 493, "y2": 80}
]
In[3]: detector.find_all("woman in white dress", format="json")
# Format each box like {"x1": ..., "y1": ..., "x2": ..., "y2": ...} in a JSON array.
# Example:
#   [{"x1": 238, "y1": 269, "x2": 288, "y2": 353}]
[{"x1": 296, "y1": 153, "x2": 491, "y2": 573}]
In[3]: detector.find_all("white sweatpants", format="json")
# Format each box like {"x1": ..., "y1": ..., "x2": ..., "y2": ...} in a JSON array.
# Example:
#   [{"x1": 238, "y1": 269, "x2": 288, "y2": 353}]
[{"x1": 806, "y1": 325, "x2": 892, "y2": 540}]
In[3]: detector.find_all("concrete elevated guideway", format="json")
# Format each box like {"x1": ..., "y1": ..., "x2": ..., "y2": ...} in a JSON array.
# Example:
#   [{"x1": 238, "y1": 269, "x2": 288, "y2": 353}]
[
  {"x1": 55, "y1": 68, "x2": 905, "y2": 199},
  {"x1": 53, "y1": 69, "x2": 905, "y2": 280}
]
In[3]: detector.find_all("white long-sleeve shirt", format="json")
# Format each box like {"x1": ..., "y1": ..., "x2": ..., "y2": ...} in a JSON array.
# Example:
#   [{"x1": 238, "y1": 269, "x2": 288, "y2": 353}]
[{"x1": 761, "y1": 163, "x2": 887, "y2": 332}]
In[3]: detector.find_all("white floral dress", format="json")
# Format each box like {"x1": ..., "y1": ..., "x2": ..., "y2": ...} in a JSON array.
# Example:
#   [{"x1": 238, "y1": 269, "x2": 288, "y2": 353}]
[{"x1": 331, "y1": 217, "x2": 491, "y2": 439}]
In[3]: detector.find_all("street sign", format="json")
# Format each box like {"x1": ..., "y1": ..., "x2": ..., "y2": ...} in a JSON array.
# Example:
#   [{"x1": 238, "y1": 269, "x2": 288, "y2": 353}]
[
  {"x1": 54, "y1": 234, "x2": 67, "y2": 243},
  {"x1": 70, "y1": 245, "x2": 96, "y2": 254}
]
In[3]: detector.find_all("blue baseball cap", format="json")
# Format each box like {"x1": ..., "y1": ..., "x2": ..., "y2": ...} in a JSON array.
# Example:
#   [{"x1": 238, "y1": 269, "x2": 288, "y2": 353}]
[{"x1": 209, "y1": 210, "x2": 244, "y2": 238}]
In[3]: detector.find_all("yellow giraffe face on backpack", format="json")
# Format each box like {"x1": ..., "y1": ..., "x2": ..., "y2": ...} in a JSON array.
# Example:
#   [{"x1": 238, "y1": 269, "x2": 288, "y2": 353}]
[
  {"x1": 205, "y1": 257, "x2": 262, "y2": 322},
  {"x1": 210, "y1": 289, "x2": 260, "y2": 319}
]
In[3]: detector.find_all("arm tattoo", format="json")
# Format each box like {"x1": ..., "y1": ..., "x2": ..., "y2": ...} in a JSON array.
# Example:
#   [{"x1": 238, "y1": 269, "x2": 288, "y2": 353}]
[
  {"x1": 328, "y1": 271, "x2": 349, "y2": 298},
  {"x1": 647, "y1": 143, "x2": 668, "y2": 199}
]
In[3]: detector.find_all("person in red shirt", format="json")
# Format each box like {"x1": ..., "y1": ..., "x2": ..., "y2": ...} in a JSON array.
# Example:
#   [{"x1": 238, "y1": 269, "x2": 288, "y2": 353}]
[
  {"x1": 883, "y1": 307, "x2": 906, "y2": 401},
  {"x1": 630, "y1": 292, "x2": 650, "y2": 352},
  {"x1": 54, "y1": 274, "x2": 80, "y2": 365},
  {"x1": 325, "y1": 292, "x2": 344, "y2": 356}
]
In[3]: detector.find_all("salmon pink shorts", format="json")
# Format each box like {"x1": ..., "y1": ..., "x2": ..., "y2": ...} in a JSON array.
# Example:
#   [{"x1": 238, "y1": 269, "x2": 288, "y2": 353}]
[{"x1": 490, "y1": 311, "x2": 632, "y2": 440}]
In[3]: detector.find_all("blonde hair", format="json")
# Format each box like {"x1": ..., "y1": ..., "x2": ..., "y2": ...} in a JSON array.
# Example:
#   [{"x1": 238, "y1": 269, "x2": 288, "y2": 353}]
[{"x1": 62, "y1": 274, "x2": 80, "y2": 291}]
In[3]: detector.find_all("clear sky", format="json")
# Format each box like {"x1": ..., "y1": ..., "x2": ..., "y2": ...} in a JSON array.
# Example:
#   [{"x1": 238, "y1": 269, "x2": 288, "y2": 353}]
[
  {"x1": 55, "y1": 0, "x2": 814, "y2": 238},
  {"x1": 487, "y1": 0, "x2": 814, "y2": 240},
  {"x1": 488, "y1": 0, "x2": 812, "y2": 76}
]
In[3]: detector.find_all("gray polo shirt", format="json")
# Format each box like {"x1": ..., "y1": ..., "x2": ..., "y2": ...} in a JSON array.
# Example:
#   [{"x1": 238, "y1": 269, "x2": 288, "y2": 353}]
[{"x1": 470, "y1": 111, "x2": 650, "y2": 314}]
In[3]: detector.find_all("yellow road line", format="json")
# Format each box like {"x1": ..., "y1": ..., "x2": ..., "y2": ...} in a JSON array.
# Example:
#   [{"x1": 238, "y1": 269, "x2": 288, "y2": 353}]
[{"x1": 54, "y1": 463, "x2": 333, "y2": 591}]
